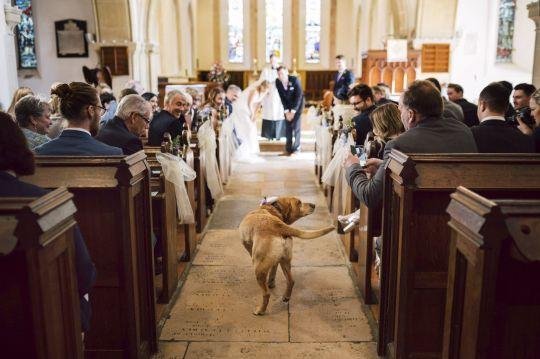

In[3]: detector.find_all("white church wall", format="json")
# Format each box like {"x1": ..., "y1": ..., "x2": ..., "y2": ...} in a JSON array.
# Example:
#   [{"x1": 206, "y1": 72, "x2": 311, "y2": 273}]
[
  {"x1": 17, "y1": 0, "x2": 99, "y2": 98},
  {"x1": 0, "y1": 2, "x2": 20, "y2": 109},
  {"x1": 450, "y1": 0, "x2": 534, "y2": 102}
]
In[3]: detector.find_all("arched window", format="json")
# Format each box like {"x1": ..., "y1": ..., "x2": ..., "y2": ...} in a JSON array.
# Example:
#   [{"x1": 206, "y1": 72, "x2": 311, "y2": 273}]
[
  {"x1": 496, "y1": 0, "x2": 516, "y2": 63},
  {"x1": 265, "y1": 0, "x2": 283, "y2": 62},
  {"x1": 227, "y1": 0, "x2": 244, "y2": 63},
  {"x1": 14, "y1": 0, "x2": 38, "y2": 69},
  {"x1": 305, "y1": 0, "x2": 321, "y2": 64}
]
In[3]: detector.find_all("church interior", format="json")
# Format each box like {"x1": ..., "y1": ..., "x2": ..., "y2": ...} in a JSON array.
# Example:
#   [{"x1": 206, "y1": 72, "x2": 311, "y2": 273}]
[{"x1": 1, "y1": 0, "x2": 540, "y2": 358}]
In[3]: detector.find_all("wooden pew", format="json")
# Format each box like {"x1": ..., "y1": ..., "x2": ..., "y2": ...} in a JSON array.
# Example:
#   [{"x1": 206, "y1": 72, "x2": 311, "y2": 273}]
[
  {"x1": 191, "y1": 134, "x2": 208, "y2": 233},
  {"x1": 0, "y1": 188, "x2": 83, "y2": 358},
  {"x1": 443, "y1": 187, "x2": 540, "y2": 359},
  {"x1": 379, "y1": 151, "x2": 540, "y2": 359},
  {"x1": 144, "y1": 146, "x2": 197, "y2": 304},
  {"x1": 352, "y1": 201, "x2": 382, "y2": 305},
  {"x1": 21, "y1": 152, "x2": 157, "y2": 359}
]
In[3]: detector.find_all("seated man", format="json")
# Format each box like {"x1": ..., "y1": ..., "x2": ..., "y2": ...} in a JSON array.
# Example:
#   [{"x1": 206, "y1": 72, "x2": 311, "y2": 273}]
[
  {"x1": 426, "y1": 77, "x2": 464, "y2": 123},
  {"x1": 348, "y1": 84, "x2": 377, "y2": 146},
  {"x1": 148, "y1": 90, "x2": 192, "y2": 146},
  {"x1": 344, "y1": 80, "x2": 478, "y2": 208},
  {"x1": 35, "y1": 82, "x2": 122, "y2": 156},
  {"x1": 447, "y1": 83, "x2": 479, "y2": 127},
  {"x1": 472, "y1": 83, "x2": 534, "y2": 153},
  {"x1": 96, "y1": 95, "x2": 152, "y2": 155},
  {"x1": 0, "y1": 112, "x2": 96, "y2": 332}
]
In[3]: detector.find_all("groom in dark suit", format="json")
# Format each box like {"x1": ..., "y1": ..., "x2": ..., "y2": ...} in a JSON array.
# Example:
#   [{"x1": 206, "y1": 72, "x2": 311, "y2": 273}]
[
  {"x1": 333, "y1": 55, "x2": 354, "y2": 103},
  {"x1": 275, "y1": 66, "x2": 304, "y2": 155}
]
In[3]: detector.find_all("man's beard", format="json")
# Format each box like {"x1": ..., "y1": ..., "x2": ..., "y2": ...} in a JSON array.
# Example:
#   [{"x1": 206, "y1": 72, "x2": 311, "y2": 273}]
[{"x1": 90, "y1": 117, "x2": 100, "y2": 136}]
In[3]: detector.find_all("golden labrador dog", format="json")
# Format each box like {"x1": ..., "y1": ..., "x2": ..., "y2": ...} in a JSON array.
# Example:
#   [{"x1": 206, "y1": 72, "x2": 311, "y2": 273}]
[{"x1": 239, "y1": 196, "x2": 334, "y2": 315}]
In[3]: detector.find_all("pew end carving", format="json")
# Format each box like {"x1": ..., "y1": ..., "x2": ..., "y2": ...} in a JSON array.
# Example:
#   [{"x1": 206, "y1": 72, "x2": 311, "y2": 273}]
[{"x1": 0, "y1": 188, "x2": 83, "y2": 358}]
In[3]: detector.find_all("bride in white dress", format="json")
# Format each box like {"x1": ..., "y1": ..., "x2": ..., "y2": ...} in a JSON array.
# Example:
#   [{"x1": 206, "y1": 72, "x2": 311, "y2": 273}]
[{"x1": 230, "y1": 80, "x2": 271, "y2": 163}]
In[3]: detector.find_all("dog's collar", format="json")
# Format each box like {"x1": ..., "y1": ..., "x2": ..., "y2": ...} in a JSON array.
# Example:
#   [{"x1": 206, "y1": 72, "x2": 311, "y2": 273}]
[{"x1": 260, "y1": 196, "x2": 278, "y2": 207}]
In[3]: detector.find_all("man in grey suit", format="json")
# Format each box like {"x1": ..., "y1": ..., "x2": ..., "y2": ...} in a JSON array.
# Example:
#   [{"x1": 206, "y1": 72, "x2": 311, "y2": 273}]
[{"x1": 344, "y1": 80, "x2": 478, "y2": 208}]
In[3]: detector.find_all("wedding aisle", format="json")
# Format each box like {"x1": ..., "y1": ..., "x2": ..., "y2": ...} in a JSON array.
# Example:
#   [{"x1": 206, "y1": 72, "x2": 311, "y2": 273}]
[{"x1": 154, "y1": 152, "x2": 378, "y2": 358}]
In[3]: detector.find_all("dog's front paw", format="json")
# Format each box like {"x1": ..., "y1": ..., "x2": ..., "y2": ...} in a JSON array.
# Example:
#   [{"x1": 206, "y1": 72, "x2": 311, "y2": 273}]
[
  {"x1": 253, "y1": 308, "x2": 266, "y2": 316},
  {"x1": 282, "y1": 296, "x2": 290, "y2": 303}
]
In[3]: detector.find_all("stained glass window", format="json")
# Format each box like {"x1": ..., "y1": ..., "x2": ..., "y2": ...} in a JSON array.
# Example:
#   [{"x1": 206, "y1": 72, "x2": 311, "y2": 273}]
[
  {"x1": 15, "y1": 0, "x2": 38, "y2": 69},
  {"x1": 265, "y1": 0, "x2": 283, "y2": 62},
  {"x1": 496, "y1": 0, "x2": 516, "y2": 63},
  {"x1": 305, "y1": 0, "x2": 321, "y2": 64},
  {"x1": 227, "y1": 0, "x2": 244, "y2": 63}
]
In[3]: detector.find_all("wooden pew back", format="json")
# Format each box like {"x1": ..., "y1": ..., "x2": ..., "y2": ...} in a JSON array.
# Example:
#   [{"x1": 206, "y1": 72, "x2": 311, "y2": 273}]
[
  {"x1": 444, "y1": 187, "x2": 540, "y2": 359},
  {"x1": 0, "y1": 188, "x2": 83, "y2": 358},
  {"x1": 379, "y1": 151, "x2": 540, "y2": 358},
  {"x1": 21, "y1": 152, "x2": 157, "y2": 359}
]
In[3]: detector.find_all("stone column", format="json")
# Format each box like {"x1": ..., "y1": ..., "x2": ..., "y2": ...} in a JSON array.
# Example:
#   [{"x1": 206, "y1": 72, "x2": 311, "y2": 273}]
[
  {"x1": 1, "y1": 2, "x2": 21, "y2": 107},
  {"x1": 528, "y1": 1, "x2": 540, "y2": 87}
]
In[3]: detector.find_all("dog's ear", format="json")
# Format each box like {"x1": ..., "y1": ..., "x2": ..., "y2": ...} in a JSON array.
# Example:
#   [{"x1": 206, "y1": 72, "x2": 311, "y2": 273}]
[{"x1": 274, "y1": 198, "x2": 292, "y2": 223}]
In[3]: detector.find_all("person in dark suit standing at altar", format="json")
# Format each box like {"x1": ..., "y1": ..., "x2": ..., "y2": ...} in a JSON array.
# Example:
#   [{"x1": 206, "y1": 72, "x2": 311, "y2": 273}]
[
  {"x1": 0, "y1": 111, "x2": 96, "y2": 333},
  {"x1": 333, "y1": 55, "x2": 354, "y2": 104},
  {"x1": 35, "y1": 82, "x2": 123, "y2": 156},
  {"x1": 471, "y1": 83, "x2": 534, "y2": 153},
  {"x1": 96, "y1": 95, "x2": 152, "y2": 155},
  {"x1": 275, "y1": 66, "x2": 304, "y2": 156},
  {"x1": 148, "y1": 90, "x2": 192, "y2": 146}
]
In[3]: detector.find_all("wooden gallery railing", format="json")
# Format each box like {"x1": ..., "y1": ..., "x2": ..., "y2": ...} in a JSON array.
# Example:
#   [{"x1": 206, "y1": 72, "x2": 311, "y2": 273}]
[
  {"x1": 360, "y1": 50, "x2": 420, "y2": 92},
  {"x1": 378, "y1": 151, "x2": 540, "y2": 359},
  {"x1": 0, "y1": 188, "x2": 83, "y2": 358},
  {"x1": 444, "y1": 187, "x2": 540, "y2": 359}
]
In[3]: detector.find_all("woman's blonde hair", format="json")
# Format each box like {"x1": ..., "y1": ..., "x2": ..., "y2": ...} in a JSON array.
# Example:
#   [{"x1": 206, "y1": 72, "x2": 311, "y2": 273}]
[
  {"x1": 7, "y1": 87, "x2": 33, "y2": 116},
  {"x1": 257, "y1": 80, "x2": 270, "y2": 93},
  {"x1": 531, "y1": 88, "x2": 540, "y2": 106},
  {"x1": 370, "y1": 103, "x2": 404, "y2": 141}
]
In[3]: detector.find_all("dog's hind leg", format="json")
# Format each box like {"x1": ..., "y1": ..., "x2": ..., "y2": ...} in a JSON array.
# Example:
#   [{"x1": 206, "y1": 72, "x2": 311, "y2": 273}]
[
  {"x1": 242, "y1": 241, "x2": 253, "y2": 256},
  {"x1": 280, "y1": 260, "x2": 295, "y2": 302},
  {"x1": 267, "y1": 264, "x2": 278, "y2": 288},
  {"x1": 253, "y1": 264, "x2": 271, "y2": 315}
]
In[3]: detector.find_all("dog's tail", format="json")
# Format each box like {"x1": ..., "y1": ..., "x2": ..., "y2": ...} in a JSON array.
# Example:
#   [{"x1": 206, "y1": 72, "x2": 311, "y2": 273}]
[{"x1": 278, "y1": 223, "x2": 335, "y2": 239}]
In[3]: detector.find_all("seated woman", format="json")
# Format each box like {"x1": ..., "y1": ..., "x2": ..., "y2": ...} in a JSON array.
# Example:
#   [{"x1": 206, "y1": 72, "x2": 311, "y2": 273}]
[
  {"x1": 34, "y1": 82, "x2": 122, "y2": 155},
  {"x1": 199, "y1": 86, "x2": 226, "y2": 130},
  {"x1": 142, "y1": 92, "x2": 160, "y2": 114},
  {"x1": 7, "y1": 86, "x2": 33, "y2": 118},
  {"x1": 14, "y1": 95, "x2": 52, "y2": 150},
  {"x1": 339, "y1": 103, "x2": 404, "y2": 232},
  {"x1": 0, "y1": 111, "x2": 96, "y2": 333}
]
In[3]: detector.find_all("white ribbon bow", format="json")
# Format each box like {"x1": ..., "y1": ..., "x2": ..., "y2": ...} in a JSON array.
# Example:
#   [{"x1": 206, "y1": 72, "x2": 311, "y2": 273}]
[{"x1": 156, "y1": 152, "x2": 197, "y2": 224}]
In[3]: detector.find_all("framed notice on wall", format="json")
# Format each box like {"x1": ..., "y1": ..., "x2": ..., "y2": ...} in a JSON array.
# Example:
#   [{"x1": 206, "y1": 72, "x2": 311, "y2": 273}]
[{"x1": 55, "y1": 19, "x2": 88, "y2": 58}]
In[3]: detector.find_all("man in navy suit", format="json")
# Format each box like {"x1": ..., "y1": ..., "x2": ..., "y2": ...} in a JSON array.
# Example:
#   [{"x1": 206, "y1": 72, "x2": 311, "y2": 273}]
[
  {"x1": 275, "y1": 66, "x2": 304, "y2": 155},
  {"x1": 96, "y1": 95, "x2": 151, "y2": 155},
  {"x1": 148, "y1": 90, "x2": 192, "y2": 146},
  {"x1": 0, "y1": 112, "x2": 96, "y2": 332},
  {"x1": 333, "y1": 55, "x2": 354, "y2": 103},
  {"x1": 34, "y1": 98, "x2": 122, "y2": 156},
  {"x1": 472, "y1": 83, "x2": 534, "y2": 153}
]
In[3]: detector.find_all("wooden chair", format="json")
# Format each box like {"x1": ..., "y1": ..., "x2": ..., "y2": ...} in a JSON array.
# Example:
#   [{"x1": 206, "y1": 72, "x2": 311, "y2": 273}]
[
  {"x1": 21, "y1": 152, "x2": 157, "y2": 359},
  {"x1": 0, "y1": 188, "x2": 83, "y2": 358},
  {"x1": 443, "y1": 187, "x2": 540, "y2": 359},
  {"x1": 379, "y1": 151, "x2": 540, "y2": 358}
]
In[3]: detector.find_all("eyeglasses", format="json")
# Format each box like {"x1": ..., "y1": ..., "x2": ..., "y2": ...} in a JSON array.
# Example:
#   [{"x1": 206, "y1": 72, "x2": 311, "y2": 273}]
[
  {"x1": 136, "y1": 113, "x2": 150, "y2": 124},
  {"x1": 94, "y1": 105, "x2": 107, "y2": 116},
  {"x1": 350, "y1": 100, "x2": 364, "y2": 107}
]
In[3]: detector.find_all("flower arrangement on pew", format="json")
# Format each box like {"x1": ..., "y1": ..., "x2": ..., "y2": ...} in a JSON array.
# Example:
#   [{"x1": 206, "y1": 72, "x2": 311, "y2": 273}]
[{"x1": 207, "y1": 61, "x2": 230, "y2": 84}]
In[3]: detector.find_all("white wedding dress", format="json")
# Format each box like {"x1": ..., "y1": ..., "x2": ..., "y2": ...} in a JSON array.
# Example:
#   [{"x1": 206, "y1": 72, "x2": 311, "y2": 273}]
[{"x1": 231, "y1": 82, "x2": 266, "y2": 163}]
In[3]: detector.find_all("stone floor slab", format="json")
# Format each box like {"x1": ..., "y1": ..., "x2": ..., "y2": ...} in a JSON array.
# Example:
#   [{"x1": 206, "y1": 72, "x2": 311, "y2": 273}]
[
  {"x1": 291, "y1": 232, "x2": 344, "y2": 267},
  {"x1": 193, "y1": 230, "x2": 251, "y2": 266},
  {"x1": 207, "y1": 199, "x2": 260, "y2": 230},
  {"x1": 161, "y1": 266, "x2": 289, "y2": 342},
  {"x1": 184, "y1": 341, "x2": 378, "y2": 359},
  {"x1": 152, "y1": 342, "x2": 189, "y2": 359}
]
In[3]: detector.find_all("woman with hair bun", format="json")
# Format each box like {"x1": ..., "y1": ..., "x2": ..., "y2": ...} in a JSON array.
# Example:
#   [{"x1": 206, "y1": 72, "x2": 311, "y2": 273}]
[{"x1": 34, "y1": 82, "x2": 122, "y2": 155}]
